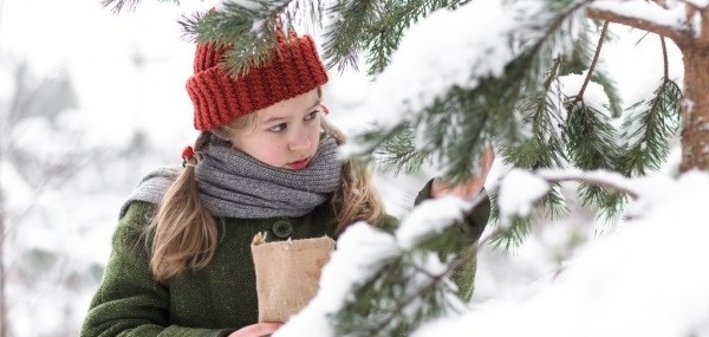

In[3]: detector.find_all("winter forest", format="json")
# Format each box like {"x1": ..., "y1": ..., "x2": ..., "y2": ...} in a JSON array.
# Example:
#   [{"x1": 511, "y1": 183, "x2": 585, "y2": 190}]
[{"x1": 1, "y1": 0, "x2": 708, "y2": 336}]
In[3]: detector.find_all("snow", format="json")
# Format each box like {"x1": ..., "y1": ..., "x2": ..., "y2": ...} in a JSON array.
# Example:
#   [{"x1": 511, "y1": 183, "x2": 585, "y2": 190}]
[
  {"x1": 274, "y1": 222, "x2": 400, "y2": 337},
  {"x1": 498, "y1": 169, "x2": 550, "y2": 227},
  {"x1": 280, "y1": 169, "x2": 709, "y2": 337},
  {"x1": 558, "y1": 73, "x2": 614, "y2": 114},
  {"x1": 412, "y1": 171, "x2": 709, "y2": 337},
  {"x1": 395, "y1": 197, "x2": 470, "y2": 249},
  {"x1": 536, "y1": 168, "x2": 640, "y2": 196},
  {"x1": 278, "y1": 194, "x2": 479, "y2": 337},
  {"x1": 339, "y1": 0, "x2": 543, "y2": 154},
  {"x1": 591, "y1": 1, "x2": 690, "y2": 31},
  {"x1": 0, "y1": 0, "x2": 701, "y2": 336},
  {"x1": 683, "y1": 0, "x2": 709, "y2": 7}
]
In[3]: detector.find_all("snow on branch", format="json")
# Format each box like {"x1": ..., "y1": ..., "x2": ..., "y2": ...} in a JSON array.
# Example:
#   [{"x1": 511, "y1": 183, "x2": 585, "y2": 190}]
[
  {"x1": 588, "y1": 0, "x2": 693, "y2": 43},
  {"x1": 412, "y1": 172, "x2": 709, "y2": 337},
  {"x1": 343, "y1": 0, "x2": 537, "y2": 131},
  {"x1": 534, "y1": 168, "x2": 640, "y2": 199},
  {"x1": 680, "y1": 0, "x2": 709, "y2": 8},
  {"x1": 277, "y1": 196, "x2": 487, "y2": 337},
  {"x1": 498, "y1": 170, "x2": 550, "y2": 226}
]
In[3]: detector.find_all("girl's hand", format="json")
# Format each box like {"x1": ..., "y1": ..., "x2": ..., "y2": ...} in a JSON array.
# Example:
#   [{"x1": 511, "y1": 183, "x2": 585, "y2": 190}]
[
  {"x1": 430, "y1": 144, "x2": 494, "y2": 200},
  {"x1": 227, "y1": 323, "x2": 283, "y2": 337}
]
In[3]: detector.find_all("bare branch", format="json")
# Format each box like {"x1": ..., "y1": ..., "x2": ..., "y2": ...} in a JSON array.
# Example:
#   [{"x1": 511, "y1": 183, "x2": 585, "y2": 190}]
[
  {"x1": 661, "y1": 35, "x2": 669, "y2": 81},
  {"x1": 535, "y1": 169, "x2": 640, "y2": 199},
  {"x1": 587, "y1": 5, "x2": 692, "y2": 45},
  {"x1": 574, "y1": 21, "x2": 610, "y2": 104}
]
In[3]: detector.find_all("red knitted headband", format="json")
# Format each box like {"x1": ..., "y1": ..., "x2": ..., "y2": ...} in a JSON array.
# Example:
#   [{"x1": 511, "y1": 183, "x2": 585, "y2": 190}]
[{"x1": 186, "y1": 32, "x2": 329, "y2": 131}]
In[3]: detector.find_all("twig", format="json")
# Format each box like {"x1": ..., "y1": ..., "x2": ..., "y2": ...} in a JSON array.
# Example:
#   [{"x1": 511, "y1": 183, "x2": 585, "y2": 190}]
[
  {"x1": 661, "y1": 35, "x2": 669, "y2": 81},
  {"x1": 574, "y1": 21, "x2": 609, "y2": 104},
  {"x1": 586, "y1": 6, "x2": 691, "y2": 45},
  {"x1": 534, "y1": 169, "x2": 640, "y2": 199}
]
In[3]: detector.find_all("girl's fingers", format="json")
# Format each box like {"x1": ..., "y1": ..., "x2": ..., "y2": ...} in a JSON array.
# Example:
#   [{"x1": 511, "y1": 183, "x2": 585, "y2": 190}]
[{"x1": 228, "y1": 323, "x2": 283, "y2": 337}]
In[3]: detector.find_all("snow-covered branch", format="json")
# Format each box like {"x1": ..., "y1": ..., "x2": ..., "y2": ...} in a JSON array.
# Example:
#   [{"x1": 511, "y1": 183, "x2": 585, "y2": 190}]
[
  {"x1": 413, "y1": 172, "x2": 709, "y2": 337},
  {"x1": 535, "y1": 168, "x2": 640, "y2": 199},
  {"x1": 588, "y1": 0, "x2": 693, "y2": 44}
]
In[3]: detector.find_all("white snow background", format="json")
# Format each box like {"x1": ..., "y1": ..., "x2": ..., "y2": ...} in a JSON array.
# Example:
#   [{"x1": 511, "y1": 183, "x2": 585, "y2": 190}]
[{"x1": 1, "y1": 0, "x2": 706, "y2": 336}]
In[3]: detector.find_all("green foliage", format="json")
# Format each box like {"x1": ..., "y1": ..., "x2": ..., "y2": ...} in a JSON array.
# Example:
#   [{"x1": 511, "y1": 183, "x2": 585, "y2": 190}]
[
  {"x1": 591, "y1": 71, "x2": 623, "y2": 118},
  {"x1": 358, "y1": 0, "x2": 591, "y2": 185},
  {"x1": 179, "y1": 1, "x2": 297, "y2": 75},
  {"x1": 565, "y1": 102, "x2": 619, "y2": 171},
  {"x1": 373, "y1": 125, "x2": 433, "y2": 175},
  {"x1": 501, "y1": 59, "x2": 566, "y2": 170},
  {"x1": 564, "y1": 101, "x2": 626, "y2": 215},
  {"x1": 488, "y1": 186, "x2": 568, "y2": 249},
  {"x1": 100, "y1": 2, "x2": 688, "y2": 333},
  {"x1": 619, "y1": 80, "x2": 682, "y2": 176},
  {"x1": 334, "y1": 223, "x2": 475, "y2": 337},
  {"x1": 560, "y1": 21, "x2": 622, "y2": 117},
  {"x1": 361, "y1": 0, "x2": 461, "y2": 75},
  {"x1": 321, "y1": 0, "x2": 384, "y2": 72}
]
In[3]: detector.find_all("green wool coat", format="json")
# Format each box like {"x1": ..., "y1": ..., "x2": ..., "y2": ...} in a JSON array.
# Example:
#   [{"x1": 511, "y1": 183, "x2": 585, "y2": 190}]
[{"x1": 80, "y1": 181, "x2": 490, "y2": 337}]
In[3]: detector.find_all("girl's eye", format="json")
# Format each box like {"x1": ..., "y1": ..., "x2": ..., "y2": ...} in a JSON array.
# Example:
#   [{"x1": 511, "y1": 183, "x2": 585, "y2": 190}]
[
  {"x1": 304, "y1": 110, "x2": 319, "y2": 121},
  {"x1": 268, "y1": 123, "x2": 287, "y2": 133}
]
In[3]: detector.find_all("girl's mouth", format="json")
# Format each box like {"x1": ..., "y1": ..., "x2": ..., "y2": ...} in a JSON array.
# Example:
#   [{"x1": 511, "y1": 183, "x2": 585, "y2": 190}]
[{"x1": 287, "y1": 158, "x2": 310, "y2": 170}]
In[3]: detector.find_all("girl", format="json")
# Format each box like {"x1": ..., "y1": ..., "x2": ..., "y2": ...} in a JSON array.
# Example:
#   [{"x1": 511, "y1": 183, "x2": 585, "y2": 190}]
[{"x1": 80, "y1": 29, "x2": 493, "y2": 337}]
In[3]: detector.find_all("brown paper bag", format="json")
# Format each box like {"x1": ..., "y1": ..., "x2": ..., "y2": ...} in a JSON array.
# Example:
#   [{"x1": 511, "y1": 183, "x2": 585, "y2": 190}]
[{"x1": 251, "y1": 232, "x2": 335, "y2": 322}]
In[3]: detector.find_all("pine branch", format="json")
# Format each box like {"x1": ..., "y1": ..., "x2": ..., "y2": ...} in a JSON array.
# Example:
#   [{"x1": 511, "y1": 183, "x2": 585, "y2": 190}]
[
  {"x1": 488, "y1": 186, "x2": 568, "y2": 249},
  {"x1": 100, "y1": 0, "x2": 178, "y2": 13},
  {"x1": 586, "y1": 5, "x2": 691, "y2": 45},
  {"x1": 321, "y1": 0, "x2": 384, "y2": 72},
  {"x1": 661, "y1": 35, "x2": 669, "y2": 80},
  {"x1": 373, "y1": 126, "x2": 435, "y2": 175},
  {"x1": 335, "y1": 193, "x2": 491, "y2": 337},
  {"x1": 565, "y1": 102, "x2": 619, "y2": 171},
  {"x1": 347, "y1": 248, "x2": 475, "y2": 337},
  {"x1": 616, "y1": 35, "x2": 681, "y2": 176},
  {"x1": 559, "y1": 20, "x2": 594, "y2": 76},
  {"x1": 484, "y1": 168, "x2": 643, "y2": 248},
  {"x1": 366, "y1": 0, "x2": 591, "y2": 183},
  {"x1": 619, "y1": 80, "x2": 682, "y2": 176},
  {"x1": 591, "y1": 70, "x2": 623, "y2": 118},
  {"x1": 179, "y1": 1, "x2": 321, "y2": 76},
  {"x1": 573, "y1": 21, "x2": 609, "y2": 104},
  {"x1": 362, "y1": 0, "x2": 459, "y2": 75},
  {"x1": 564, "y1": 101, "x2": 625, "y2": 215},
  {"x1": 538, "y1": 174, "x2": 638, "y2": 199},
  {"x1": 501, "y1": 58, "x2": 567, "y2": 170}
]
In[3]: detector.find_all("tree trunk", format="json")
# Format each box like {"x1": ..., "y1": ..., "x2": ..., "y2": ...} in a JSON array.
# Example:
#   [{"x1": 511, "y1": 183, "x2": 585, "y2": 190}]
[
  {"x1": 679, "y1": 45, "x2": 709, "y2": 172},
  {"x1": 0, "y1": 203, "x2": 6, "y2": 337}
]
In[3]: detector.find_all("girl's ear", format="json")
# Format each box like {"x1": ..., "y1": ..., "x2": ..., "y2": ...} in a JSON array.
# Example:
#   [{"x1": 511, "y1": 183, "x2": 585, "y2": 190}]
[{"x1": 320, "y1": 103, "x2": 329, "y2": 115}]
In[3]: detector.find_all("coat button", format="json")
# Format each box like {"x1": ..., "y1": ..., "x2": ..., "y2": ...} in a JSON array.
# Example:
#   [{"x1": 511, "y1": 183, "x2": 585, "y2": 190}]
[{"x1": 272, "y1": 220, "x2": 293, "y2": 238}]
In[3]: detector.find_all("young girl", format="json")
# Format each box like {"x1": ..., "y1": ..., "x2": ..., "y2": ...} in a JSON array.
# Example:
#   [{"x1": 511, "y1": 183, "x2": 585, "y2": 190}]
[{"x1": 80, "y1": 28, "x2": 493, "y2": 337}]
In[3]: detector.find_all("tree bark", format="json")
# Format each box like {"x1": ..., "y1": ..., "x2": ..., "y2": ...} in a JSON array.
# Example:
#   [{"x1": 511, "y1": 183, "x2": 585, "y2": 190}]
[
  {"x1": 0, "y1": 201, "x2": 6, "y2": 337},
  {"x1": 680, "y1": 46, "x2": 709, "y2": 172}
]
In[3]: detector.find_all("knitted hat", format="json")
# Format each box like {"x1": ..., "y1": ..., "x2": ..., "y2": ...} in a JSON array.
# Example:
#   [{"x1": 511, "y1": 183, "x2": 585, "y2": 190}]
[{"x1": 186, "y1": 32, "x2": 329, "y2": 131}]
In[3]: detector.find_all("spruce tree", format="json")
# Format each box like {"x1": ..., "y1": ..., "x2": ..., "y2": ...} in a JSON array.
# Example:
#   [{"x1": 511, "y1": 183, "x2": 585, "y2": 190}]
[{"x1": 103, "y1": 0, "x2": 708, "y2": 336}]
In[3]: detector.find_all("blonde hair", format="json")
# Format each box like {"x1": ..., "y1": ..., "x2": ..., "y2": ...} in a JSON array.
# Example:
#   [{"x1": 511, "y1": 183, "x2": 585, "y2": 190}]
[{"x1": 145, "y1": 106, "x2": 383, "y2": 283}]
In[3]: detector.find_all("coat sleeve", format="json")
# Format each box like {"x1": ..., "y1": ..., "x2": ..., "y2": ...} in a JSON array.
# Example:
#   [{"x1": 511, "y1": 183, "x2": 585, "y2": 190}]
[
  {"x1": 79, "y1": 201, "x2": 235, "y2": 337},
  {"x1": 414, "y1": 179, "x2": 491, "y2": 244},
  {"x1": 414, "y1": 179, "x2": 490, "y2": 301},
  {"x1": 373, "y1": 179, "x2": 490, "y2": 301}
]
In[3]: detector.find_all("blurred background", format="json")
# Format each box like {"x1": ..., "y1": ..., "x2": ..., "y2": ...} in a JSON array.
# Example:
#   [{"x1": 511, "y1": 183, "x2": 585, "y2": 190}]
[{"x1": 0, "y1": 1, "x2": 683, "y2": 336}]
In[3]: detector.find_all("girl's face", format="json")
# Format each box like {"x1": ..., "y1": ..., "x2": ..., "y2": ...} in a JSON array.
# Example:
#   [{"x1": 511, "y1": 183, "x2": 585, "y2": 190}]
[{"x1": 230, "y1": 89, "x2": 323, "y2": 170}]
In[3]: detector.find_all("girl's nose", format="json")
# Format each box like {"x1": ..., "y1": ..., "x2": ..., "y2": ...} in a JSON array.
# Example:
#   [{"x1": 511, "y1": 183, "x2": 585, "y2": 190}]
[{"x1": 288, "y1": 131, "x2": 312, "y2": 151}]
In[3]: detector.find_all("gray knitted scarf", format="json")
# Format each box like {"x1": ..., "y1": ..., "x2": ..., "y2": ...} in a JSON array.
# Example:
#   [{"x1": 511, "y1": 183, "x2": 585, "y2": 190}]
[{"x1": 120, "y1": 136, "x2": 342, "y2": 219}]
